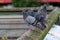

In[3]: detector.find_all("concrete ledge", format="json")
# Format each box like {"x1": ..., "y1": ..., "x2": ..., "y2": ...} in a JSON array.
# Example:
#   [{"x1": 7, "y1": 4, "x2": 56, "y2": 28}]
[
  {"x1": 17, "y1": 7, "x2": 60, "y2": 40},
  {"x1": 17, "y1": 30, "x2": 31, "y2": 40},
  {"x1": 0, "y1": 6, "x2": 54, "y2": 11}
]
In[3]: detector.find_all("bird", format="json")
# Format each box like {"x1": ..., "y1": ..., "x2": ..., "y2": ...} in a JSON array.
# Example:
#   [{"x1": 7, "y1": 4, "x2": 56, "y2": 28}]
[
  {"x1": 34, "y1": 4, "x2": 47, "y2": 29},
  {"x1": 23, "y1": 8, "x2": 36, "y2": 25},
  {"x1": 23, "y1": 4, "x2": 47, "y2": 30},
  {"x1": 35, "y1": 4, "x2": 47, "y2": 20},
  {"x1": 23, "y1": 8, "x2": 35, "y2": 19}
]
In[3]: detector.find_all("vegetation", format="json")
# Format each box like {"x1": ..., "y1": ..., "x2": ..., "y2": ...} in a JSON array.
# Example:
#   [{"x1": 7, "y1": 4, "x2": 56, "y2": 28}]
[{"x1": 13, "y1": 0, "x2": 43, "y2": 7}]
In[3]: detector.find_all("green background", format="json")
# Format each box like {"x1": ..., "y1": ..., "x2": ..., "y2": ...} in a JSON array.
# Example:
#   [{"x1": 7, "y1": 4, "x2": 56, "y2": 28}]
[{"x1": 12, "y1": 0, "x2": 43, "y2": 7}]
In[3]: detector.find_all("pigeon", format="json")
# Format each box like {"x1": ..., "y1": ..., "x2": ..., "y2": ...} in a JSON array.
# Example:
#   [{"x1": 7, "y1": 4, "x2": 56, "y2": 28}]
[
  {"x1": 34, "y1": 4, "x2": 47, "y2": 28},
  {"x1": 23, "y1": 8, "x2": 37, "y2": 26},
  {"x1": 23, "y1": 4, "x2": 47, "y2": 30}
]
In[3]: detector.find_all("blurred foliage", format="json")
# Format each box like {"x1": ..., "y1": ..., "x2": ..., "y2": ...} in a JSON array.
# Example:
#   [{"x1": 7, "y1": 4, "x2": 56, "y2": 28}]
[{"x1": 13, "y1": 0, "x2": 43, "y2": 7}]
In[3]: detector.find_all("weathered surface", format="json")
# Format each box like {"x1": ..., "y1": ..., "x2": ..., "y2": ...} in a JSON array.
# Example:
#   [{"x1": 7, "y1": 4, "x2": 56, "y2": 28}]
[
  {"x1": 17, "y1": 7, "x2": 59, "y2": 40},
  {"x1": 0, "y1": 15, "x2": 30, "y2": 40},
  {"x1": 38, "y1": 7, "x2": 60, "y2": 40}
]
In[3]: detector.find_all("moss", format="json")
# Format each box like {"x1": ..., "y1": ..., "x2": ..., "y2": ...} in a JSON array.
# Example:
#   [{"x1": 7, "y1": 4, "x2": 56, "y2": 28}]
[
  {"x1": 37, "y1": 8, "x2": 60, "y2": 40},
  {"x1": 19, "y1": 8, "x2": 60, "y2": 40}
]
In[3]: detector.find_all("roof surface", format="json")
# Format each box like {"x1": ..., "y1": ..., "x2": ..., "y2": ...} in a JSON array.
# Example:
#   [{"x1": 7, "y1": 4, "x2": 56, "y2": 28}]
[
  {"x1": 0, "y1": 0, "x2": 12, "y2": 3},
  {"x1": 41, "y1": 0, "x2": 60, "y2": 2}
]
